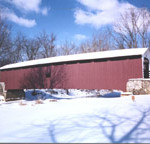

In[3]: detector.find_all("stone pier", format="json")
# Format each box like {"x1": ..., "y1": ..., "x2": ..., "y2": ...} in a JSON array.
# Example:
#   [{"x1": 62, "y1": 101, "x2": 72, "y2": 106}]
[
  {"x1": 0, "y1": 82, "x2": 6, "y2": 98},
  {"x1": 127, "y1": 78, "x2": 150, "y2": 95}
]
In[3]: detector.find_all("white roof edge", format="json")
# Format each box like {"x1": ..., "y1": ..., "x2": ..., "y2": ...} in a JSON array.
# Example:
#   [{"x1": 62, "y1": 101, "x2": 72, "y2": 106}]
[{"x1": 0, "y1": 48, "x2": 148, "y2": 70}]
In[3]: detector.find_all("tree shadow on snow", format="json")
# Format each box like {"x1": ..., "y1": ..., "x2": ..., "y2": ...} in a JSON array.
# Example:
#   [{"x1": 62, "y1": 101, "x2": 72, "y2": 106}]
[{"x1": 47, "y1": 107, "x2": 150, "y2": 143}]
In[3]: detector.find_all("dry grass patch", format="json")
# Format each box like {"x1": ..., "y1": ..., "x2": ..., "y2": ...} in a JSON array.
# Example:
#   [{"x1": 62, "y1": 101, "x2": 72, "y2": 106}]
[
  {"x1": 35, "y1": 99, "x2": 44, "y2": 104},
  {"x1": 49, "y1": 99, "x2": 57, "y2": 102}
]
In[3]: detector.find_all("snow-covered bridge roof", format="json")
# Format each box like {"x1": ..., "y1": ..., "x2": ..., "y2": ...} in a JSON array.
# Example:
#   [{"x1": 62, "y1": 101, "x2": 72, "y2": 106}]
[{"x1": 0, "y1": 48, "x2": 148, "y2": 70}]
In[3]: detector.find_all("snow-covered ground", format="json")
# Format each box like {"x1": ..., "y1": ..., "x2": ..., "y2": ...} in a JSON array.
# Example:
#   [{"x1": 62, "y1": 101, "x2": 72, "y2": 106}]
[{"x1": 0, "y1": 89, "x2": 150, "y2": 143}]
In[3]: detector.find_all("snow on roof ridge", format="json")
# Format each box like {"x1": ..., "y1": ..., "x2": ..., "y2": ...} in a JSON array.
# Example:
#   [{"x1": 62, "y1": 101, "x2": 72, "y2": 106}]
[{"x1": 0, "y1": 48, "x2": 148, "y2": 70}]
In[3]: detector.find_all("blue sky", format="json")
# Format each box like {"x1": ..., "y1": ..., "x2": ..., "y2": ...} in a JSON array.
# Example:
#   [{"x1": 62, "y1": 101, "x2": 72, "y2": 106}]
[{"x1": 0, "y1": 0, "x2": 150, "y2": 45}]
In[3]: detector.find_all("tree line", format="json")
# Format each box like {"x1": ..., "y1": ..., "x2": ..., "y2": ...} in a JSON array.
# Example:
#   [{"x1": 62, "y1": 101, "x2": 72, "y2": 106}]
[{"x1": 0, "y1": 7, "x2": 150, "y2": 67}]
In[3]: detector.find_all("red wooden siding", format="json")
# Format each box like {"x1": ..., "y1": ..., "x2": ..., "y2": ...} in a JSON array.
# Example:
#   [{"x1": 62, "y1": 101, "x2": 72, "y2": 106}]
[{"x1": 0, "y1": 56, "x2": 142, "y2": 91}]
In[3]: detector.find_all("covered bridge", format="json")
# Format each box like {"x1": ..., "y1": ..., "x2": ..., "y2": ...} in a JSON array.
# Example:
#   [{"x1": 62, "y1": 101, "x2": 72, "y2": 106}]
[{"x1": 0, "y1": 48, "x2": 149, "y2": 91}]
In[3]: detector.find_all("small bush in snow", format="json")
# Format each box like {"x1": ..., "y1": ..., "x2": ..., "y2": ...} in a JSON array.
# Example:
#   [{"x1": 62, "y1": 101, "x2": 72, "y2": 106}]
[
  {"x1": 131, "y1": 95, "x2": 135, "y2": 102},
  {"x1": 32, "y1": 90, "x2": 40, "y2": 96},
  {"x1": 48, "y1": 89, "x2": 58, "y2": 95},
  {"x1": 35, "y1": 99, "x2": 44, "y2": 104},
  {"x1": 19, "y1": 100, "x2": 27, "y2": 106}
]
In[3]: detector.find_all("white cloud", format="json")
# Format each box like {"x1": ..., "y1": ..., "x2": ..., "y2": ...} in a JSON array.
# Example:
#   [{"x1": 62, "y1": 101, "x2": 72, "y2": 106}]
[
  {"x1": 10, "y1": 0, "x2": 41, "y2": 12},
  {"x1": 41, "y1": 7, "x2": 48, "y2": 15},
  {"x1": 77, "y1": 0, "x2": 119, "y2": 11},
  {"x1": 7, "y1": 0, "x2": 49, "y2": 15},
  {"x1": 75, "y1": 0, "x2": 134, "y2": 28},
  {"x1": 2, "y1": 11, "x2": 36, "y2": 28},
  {"x1": 1, "y1": 0, "x2": 49, "y2": 27},
  {"x1": 74, "y1": 34, "x2": 88, "y2": 41}
]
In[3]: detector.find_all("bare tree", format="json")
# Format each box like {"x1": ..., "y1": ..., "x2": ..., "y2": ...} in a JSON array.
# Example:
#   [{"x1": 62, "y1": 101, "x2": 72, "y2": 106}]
[
  {"x1": 58, "y1": 40, "x2": 77, "y2": 56},
  {"x1": 0, "y1": 14, "x2": 12, "y2": 66},
  {"x1": 38, "y1": 31, "x2": 57, "y2": 58},
  {"x1": 24, "y1": 38, "x2": 41, "y2": 60},
  {"x1": 79, "y1": 29, "x2": 113, "y2": 53},
  {"x1": 12, "y1": 33, "x2": 26, "y2": 63},
  {"x1": 113, "y1": 7, "x2": 150, "y2": 49}
]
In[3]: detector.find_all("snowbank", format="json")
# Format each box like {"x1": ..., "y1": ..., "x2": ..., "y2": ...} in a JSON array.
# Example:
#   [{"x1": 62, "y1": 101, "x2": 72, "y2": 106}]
[{"x1": 24, "y1": 89, "x2": 122, "y2": 100}]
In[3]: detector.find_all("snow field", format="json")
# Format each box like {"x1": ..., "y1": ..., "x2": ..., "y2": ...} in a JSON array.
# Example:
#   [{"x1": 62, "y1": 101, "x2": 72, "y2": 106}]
[{"x1": 0, "y1": 90, "x2": 150, "y2": 143}]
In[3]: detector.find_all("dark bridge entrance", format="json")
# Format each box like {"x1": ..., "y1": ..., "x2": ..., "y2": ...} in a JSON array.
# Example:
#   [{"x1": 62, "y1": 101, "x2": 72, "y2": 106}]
[{"x1": 144, "y1": 57, "x2": 149, "y2": 78}]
